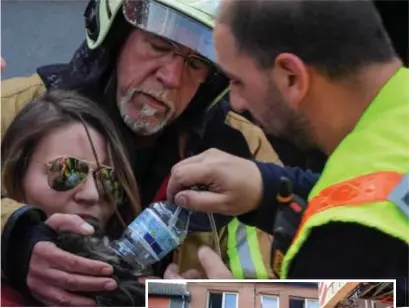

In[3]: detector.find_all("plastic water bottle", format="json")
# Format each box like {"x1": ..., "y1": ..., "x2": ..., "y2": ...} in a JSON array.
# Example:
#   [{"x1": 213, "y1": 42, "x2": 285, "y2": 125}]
[{"x1": 110, "y1": 202, "x2": 192, "y2": 273}]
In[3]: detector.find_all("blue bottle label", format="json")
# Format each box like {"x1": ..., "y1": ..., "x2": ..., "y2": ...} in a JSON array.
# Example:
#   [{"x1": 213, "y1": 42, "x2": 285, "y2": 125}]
[{"x1": 126, "y1": 209, "x2": 179, "y2": 259}]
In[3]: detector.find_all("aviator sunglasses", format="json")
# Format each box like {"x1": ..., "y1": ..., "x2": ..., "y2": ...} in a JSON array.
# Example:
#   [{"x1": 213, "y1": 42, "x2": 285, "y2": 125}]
[{"x1": 45, "y1": 156, "x2": 124, "y2": 204}]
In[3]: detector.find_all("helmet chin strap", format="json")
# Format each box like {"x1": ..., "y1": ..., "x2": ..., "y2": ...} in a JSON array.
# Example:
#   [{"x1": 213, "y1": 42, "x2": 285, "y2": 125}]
[
  {"x1": 104, "y1": 67, "x2": 119, "y2": 108},
  {"x1": 206, "y1": 86, "x2": 230, "y2": 113}
]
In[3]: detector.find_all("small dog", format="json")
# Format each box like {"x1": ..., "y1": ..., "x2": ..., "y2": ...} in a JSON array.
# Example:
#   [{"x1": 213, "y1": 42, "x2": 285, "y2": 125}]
[{"x1": 56, "y1": 219, "x2": 146, "y2": 307}]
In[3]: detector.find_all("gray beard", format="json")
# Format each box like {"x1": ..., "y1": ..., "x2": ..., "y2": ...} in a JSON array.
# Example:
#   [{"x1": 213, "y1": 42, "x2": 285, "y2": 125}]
[
  {"x1": 120, "y1": 106, "x2": 168, "y2": 136},
  {"x1": 118, "y1": 90, "x2": 174, "y2": 136}
]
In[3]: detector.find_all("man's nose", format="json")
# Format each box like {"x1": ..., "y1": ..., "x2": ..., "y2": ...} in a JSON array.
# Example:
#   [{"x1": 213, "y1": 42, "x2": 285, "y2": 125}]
[
  {"x1": 74, "y1": 173, "x2": 100, "y2": 206},
  {"x1": 156, "y1": 56, "x2": 186, "y2": 89},
  {"x1": 229, "y1": 88, "x2": 248, "y2": 113}
]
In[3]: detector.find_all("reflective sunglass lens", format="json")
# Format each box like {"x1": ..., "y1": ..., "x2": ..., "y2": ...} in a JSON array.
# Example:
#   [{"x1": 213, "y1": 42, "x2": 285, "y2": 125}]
[{"x1": 48, "y1": 157, "x2": 88, "y2": 191}]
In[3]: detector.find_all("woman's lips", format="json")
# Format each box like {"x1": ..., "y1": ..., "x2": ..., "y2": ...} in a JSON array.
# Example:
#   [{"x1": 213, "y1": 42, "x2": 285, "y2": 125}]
[{"x1": 77, "y1": 213, "x2": 99, "y2": 224}]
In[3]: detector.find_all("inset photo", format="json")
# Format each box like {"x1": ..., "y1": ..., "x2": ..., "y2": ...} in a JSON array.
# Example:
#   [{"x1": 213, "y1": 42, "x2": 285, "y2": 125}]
[
  {"x1": 147, "y1": 280, "x2": 395, "y2": 308},
  {"x1": 147, "y1": 281, "x2": 319, "y2": 308}
]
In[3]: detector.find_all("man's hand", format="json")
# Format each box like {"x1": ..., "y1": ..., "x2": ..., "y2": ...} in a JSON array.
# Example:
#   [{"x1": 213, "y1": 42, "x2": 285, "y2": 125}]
[
  {"x1": 27, "y1": 214, "x2": 117, "y2": 306},
  {"x1": 167, "y1": 148, "x2": 263, "y2": 216}
]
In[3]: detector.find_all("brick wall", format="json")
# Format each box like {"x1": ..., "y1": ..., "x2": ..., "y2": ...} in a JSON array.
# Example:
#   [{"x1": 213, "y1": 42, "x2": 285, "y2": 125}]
[
  {"x1": 148, "y1": 296, "x2": 170, "y2": 308},
  {"x1": 187, "y1": 282, "x2": 318, "y2": 308}
]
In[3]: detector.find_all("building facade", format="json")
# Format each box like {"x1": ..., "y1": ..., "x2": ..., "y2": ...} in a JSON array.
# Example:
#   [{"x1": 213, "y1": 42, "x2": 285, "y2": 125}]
[
  {"x1": 318, "y1": 282, "x2": 394, "y2": 308},
  {"x1": 187, "y1": 282, "x2": 319, "y2": 308},
  {"x1": 148, "y1": 282, "x2": 190, "y2": 308}
]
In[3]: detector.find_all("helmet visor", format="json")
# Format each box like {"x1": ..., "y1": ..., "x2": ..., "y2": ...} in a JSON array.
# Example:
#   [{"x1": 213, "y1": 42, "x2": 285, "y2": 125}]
[{"x1": 123, "y1": 0, "x2": 216, "y2": 62}]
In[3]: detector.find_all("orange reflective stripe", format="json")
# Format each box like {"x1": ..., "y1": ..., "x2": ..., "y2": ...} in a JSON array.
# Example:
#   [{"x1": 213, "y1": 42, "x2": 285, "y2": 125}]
[{"x1": 293, "y1": 171, "x2": 403, "y2": 242}]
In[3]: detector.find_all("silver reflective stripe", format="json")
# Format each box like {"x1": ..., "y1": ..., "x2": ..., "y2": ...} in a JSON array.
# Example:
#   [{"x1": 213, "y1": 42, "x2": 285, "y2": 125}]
[
  {"x1": 388, "y1": 173, "x2": 409, "y2": 218},
  {"x1": 235, "y1": 223, "x2": 258, "y2": 278}
]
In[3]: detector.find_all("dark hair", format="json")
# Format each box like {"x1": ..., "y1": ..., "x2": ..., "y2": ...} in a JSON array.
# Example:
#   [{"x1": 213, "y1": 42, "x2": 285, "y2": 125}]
[
  {"x1": 1, "y1": 90, "x2": 146, "y2": 306},
  {"x1": 1, "y1": 90, "x2": 141, "y2": 223},
  {"x1": 218, "y1": 0, "x2": 397, "y2": 78}
]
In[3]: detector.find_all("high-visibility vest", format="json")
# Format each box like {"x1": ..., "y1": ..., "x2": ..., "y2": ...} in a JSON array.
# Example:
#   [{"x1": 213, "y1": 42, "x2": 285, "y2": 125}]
[
  {"x1": 281, "y1": 67, "x2": 409, "y2": 278},
  {"x1": 227, "y1": 218, "x2": 270, "y2": 278}
]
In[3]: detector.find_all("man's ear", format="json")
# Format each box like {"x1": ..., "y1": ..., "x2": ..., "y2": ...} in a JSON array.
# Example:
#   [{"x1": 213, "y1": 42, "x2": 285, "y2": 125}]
[{"x1": 270, "y1": 53, "x2": 309, "y2": 109}]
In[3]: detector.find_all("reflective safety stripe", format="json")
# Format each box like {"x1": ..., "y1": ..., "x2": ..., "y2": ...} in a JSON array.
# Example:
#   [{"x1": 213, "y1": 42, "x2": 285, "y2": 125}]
[
  {"x1": 282, "y1": 171, "x2": 408, "y2": 278},
  {"x1": 245, "y1": 225, "x2": 269, "y2": 279},
  {"x1": 227, "y1": 219, "x2": 244, "y2": 278},
  {"x1": 293, "y1": 171, "x2": 404, "y2": 244},
  {"x1": 227, "y1": 218, "x2": 269, "y2": 279}
]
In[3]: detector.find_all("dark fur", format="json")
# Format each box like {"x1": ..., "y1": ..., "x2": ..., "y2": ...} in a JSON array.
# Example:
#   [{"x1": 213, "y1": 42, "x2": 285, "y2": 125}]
[{"x1": 56, "y1": 220, "x2": 146, "y2": 307}]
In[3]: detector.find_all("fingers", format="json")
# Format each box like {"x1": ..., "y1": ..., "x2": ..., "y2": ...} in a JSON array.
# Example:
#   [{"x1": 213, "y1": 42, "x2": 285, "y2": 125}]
[
  {"x1": 29, "y1": 266, "x2": 117, "y2": 292},
  {"x1": 163, "y1": 264, "x2": 184, "y2": 279},
  {"x1": 171, "y1": 151, "x2": 208, "y2": 169},
  {"x1": 173, "y1": 149, "x2": 227, "y2": 169},
  {"x1": 32, "y1": 242, "x2": 113, "y2": 276},
  {"x1": 167, "y1": 164, "x2": 213, "y2": 204},
  {"x1": 180, "y1": 269, "x2": 201, "y2": 279},
  {"x1": 163, "y1": 264, "x2": 201, "y2": 279},
  {"x1": 45, "y1": 213, "x2": 95, "y2": 235},
  {"x1": 198, "y1": 246, "x2": 233, "y2": 279},
  {"x1": 30, "y1": 282, "x2": 96, "y2": 307},
  {"x1": 174, "y1": 190, "x2": 228, "y2": 214}
]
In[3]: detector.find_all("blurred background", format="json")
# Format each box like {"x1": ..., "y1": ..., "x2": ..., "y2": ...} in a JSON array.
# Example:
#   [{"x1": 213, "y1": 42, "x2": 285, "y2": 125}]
[
  {"x1": 1, "y1": 0, "x2": 407, "y2": 80},
  {"x1": 1, "y1": 0, "x2": 86, "y2": 79}
]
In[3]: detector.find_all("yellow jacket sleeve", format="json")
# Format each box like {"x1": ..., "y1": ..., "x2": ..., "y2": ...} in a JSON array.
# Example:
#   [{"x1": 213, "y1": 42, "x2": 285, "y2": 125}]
[
  {"x1": 224, "y1": 111, "x2": 283, "y2": 165},
  {"x1": 1, "y1": 73, "x2": 47, "y2": 232}
]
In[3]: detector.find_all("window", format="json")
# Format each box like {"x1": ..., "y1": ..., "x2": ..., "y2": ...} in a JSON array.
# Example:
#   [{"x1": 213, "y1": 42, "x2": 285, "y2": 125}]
[
  {"x1": 261, "y1": 296, "x2": 279, "y2": 308},
  {"x1": 305, "y1": 299, "x2": 319, "y2": 308},
  {"x1": 208, "y1": 293, "x2": 222, "y2": 308},
  {"x1": 290, "y1": 298, "x2": 319, "y2": 308},
  {"x1": 224, "y1": 293, "x2": 238, "y2": 308},
  {"x1": 290, "y1": 298, "x2": 304, "y2": 308},
  {"x1": 208, "y1": 293, "x2": 238, "y2": 308},
  {"x1": 170, "y1": 298, "x2": 187, "y2": 308}
]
